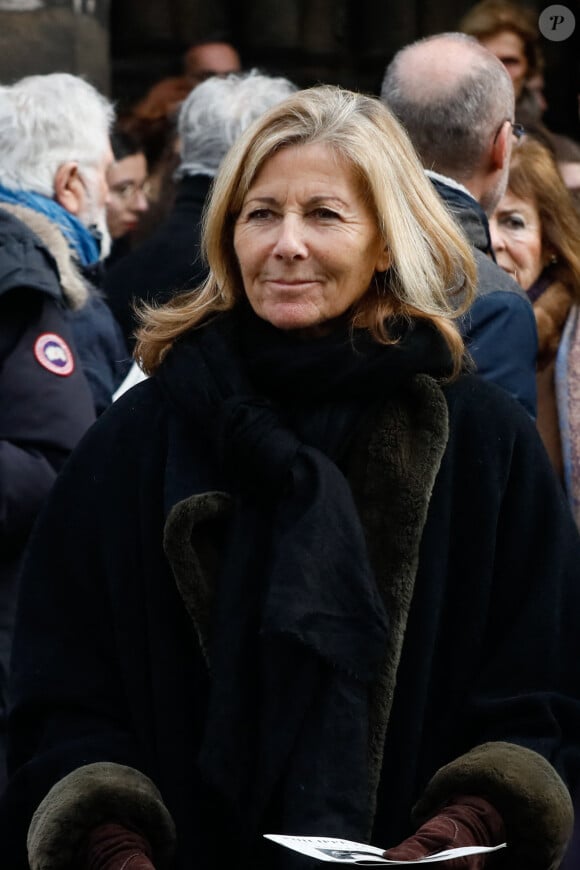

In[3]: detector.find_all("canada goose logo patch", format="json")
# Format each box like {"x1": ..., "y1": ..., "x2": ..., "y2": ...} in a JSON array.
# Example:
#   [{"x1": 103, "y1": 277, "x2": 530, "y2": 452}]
[{"x1": 34, "y1": 333, "x2": 75, "y2": 376}]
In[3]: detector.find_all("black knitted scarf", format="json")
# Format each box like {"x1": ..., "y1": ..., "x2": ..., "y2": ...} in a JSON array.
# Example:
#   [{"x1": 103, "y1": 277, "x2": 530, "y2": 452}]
[{"x1": 157, "y1": 305, "x2": 454, "y2": 841}]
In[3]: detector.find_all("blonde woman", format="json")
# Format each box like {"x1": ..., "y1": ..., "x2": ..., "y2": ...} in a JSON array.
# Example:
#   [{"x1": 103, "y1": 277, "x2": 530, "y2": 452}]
[{"x1": 2, "y1": 87, "x2": 577, "y2": 870}]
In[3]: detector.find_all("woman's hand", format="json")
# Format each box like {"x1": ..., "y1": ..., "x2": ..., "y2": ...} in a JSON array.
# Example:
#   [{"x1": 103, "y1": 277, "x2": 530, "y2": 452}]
[
  {"x1": 85, "y1": 822, "x2": 155, "y2": 870},
  {"x1": 382, "y1": 795, "x2": 504, "y2": 869}
]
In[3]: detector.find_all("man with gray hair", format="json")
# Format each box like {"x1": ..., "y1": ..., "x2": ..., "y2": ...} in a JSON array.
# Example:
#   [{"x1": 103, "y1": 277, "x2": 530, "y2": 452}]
[
  {"x1": 0, "y1": 72, "x2": 126, "y2": 788},
  {"x1": 105, "y1": 69, "x2": 296, "y2": 347},
  {"x1": 381, "y1": 33, "x2": 537, "y2": 417},
  {"x1": 0, "y1": 72, "x2": 128, "y2": 411}
]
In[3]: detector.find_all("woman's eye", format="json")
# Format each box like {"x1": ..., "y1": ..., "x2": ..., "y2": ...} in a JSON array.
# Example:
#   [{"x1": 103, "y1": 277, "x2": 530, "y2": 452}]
[
  {"x1": 311, "y1": 207, "x2": 339, "y2": 220},
  {"x1": 504, "y1": 215, "x2": 525, "y2": 230},
  {"x1": 247, "y1": 208, "x2": 273, "y2": 221},
  {"x1": 113, "y1": 183, "x2": 133, "y2": 196}
]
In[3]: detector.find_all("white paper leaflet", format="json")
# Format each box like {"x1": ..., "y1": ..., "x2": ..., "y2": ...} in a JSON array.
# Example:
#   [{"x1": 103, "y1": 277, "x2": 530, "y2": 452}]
[{"x1": 263, "y1": 834, "x2": 507, "y2": 865}]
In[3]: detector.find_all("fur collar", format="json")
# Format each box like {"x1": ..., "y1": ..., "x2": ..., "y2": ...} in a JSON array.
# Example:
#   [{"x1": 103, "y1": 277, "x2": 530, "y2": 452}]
[
  {"x1": 532, "y1": 279, "x2": 575, "y2": 370},
  {"x1": 0, "y1": 203, "x2": 88, "y2": 310}
]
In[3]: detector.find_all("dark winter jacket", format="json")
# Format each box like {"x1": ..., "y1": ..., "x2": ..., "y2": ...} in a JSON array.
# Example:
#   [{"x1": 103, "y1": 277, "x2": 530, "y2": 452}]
[
  {"x1": 104, "y1": 175, "x2": 212, "y2": 346},
  {"x1": 430, "y1": 176, "x2": 538, "y2": 418},
  {"x1": 0, "y1": 206, "x2": 97, "y2": 539},
  {"x1": 0, "y1": 204, "x2": 97, "y2": 791},
  {"x1": 1, "y1": 316, "x2": 577, "y2": 870},
  {"x1": 70, "y1": 258, "x2": 131, "y2": 416}
]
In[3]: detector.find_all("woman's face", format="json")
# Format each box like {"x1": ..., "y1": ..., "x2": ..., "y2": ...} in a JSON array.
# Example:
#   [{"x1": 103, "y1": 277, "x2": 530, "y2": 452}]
[
  {"x1": 106, "y1": 153, "x2": 149, "y2": 240},
  {"x1": 489, "y1": 189, "x2": 544, "y2": 290},
  {"x1": 479, "y1": 30, "x2": 528, "y2": 98},
  {"x1": 233, "y1": 142, "x2": 389, "y2": 333}
]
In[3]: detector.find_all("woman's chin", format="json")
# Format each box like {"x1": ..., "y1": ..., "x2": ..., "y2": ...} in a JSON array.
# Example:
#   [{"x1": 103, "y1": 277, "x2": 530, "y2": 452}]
[{"x1": 256, "y1": 304, "x2": 325, "y2": 333}]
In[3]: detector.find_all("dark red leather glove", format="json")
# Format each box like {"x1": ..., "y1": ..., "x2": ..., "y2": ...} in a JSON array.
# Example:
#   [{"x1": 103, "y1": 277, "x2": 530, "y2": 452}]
[
  {"x1": 382, "y1": 795, "x2": 505, "y2": 869},
  {"x1": 85, "y1": 822, "x2": 155, "y2": 870}
]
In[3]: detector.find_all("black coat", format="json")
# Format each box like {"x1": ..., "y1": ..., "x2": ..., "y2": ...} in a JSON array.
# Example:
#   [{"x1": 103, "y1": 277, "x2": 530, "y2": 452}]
[
  {"x1": 1, "y1": 330, "x2": 578, "y2": 870},
  {"x1": 0, "y1": 209, "x2": 96, "y2": 548},
  {"x1": 69, "y1": 259, "x2": 132, "y2": 416},
  {"x1": 0, "y1": 206, "x2": 97, "y2": 792},
  {"x1": 104, "y1": 175, "x2": 212, "y2": 347}
]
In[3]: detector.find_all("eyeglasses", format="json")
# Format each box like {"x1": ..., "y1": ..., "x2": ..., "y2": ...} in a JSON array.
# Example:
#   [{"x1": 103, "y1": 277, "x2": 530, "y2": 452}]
[
  {"x1": 110, "y1": 180, "x2": 151, "y2": 202},
  {"x1": 493, "y1": 119, "x2": 526, "y2": 144},
  {"x1": 510, "y1": 122, "x2": 525, "y2": 141}
]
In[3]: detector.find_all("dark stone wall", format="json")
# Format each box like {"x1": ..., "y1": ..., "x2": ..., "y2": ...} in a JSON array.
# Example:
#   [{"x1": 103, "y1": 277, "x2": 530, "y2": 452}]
[
  {"x1": 110, "y1": 0, "x2": 579, "y2": 138},
  {"x1": 0, "y1": 0, "x2": 577, "y2": 138},
  {"x1": 0, "y1": 1, "x2": 110, "y2": 92},
  {"x1": 110, "y1": 0, "x2": 486, "y2": 100}
]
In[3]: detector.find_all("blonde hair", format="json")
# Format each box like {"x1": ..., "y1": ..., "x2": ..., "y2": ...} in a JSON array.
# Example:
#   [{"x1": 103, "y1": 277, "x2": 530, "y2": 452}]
[
  {"x1": 136, "y1": 86, "x2": 476, "y2": 374},
  {"x1": 508, "y1": 138, "x2": 580, "y2": 297}
]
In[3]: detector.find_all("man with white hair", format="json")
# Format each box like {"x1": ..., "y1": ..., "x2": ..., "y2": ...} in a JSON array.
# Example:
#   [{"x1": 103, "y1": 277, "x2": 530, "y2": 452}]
[
  {"x1": 0, "y1": 72, "x2": 129, "y2": 412},
  {"x1": 381, "y1": 33, "x2": 538, "y2": 417},
  {"x1": 105, "y1": 69, "x2": 296, "y2": 348},
  {"x1": 0, "y1": 73, "x2": 126, "y2": 788}
]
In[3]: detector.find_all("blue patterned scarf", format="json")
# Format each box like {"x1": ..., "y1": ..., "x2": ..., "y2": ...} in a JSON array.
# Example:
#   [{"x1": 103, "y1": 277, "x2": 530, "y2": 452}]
[{"x1": 0, "y1": 183, "x2": 100, "y2": 266}]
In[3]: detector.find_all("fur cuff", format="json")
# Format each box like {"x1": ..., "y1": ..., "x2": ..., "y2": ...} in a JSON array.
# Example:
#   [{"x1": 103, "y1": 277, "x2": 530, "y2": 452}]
[
  {"x1": 413, "y1": 742, "x2": 573, "y2": 870},
  {"x1": 27, "y1": 762, "x2": 176, "y2": 870}
]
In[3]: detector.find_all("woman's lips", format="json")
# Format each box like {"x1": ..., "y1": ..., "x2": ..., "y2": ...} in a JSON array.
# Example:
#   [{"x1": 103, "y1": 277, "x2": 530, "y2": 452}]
[{"x1": 266, "y1": 279, "x2": 319, "y2": 288}]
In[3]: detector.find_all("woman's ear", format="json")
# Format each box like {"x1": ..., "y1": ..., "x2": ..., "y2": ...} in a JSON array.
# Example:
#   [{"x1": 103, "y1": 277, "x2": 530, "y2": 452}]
[
  {"x1": 54, "y1": 162, "x2": 84, "y2": 216},
  {"x1": 543, "y1": 245, "x2": 558, "y2": 268},
  {"x1": 375, "y1": 247, "x2": 391, "y2": 273}
]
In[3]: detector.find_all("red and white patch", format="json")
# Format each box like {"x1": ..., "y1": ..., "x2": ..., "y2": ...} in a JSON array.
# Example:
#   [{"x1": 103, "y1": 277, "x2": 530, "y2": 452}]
[{"x1": 33, "y1": 333, "x2": 75, "y2": 376}]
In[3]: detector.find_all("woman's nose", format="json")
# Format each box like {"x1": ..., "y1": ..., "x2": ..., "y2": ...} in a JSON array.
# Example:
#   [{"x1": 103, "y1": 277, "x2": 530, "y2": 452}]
[
  {"x1": 134, "y1": 190, "x2": 149, "y2": 213},
  {"x1": 272, "y1": 215, "x2": 307, "y2": 259}
]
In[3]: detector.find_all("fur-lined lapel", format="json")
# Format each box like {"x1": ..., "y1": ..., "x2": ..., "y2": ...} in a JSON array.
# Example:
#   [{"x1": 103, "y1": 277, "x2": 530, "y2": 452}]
[
  {"x1": 162, "y1": 374, "x2": 449, "y2": 829},
  {"x1": 347, "y1": 374, "x2": 449, "y2": 830},
  {"x1": 163, "y1": 491, "x2": 233, "y2": 664},
  {"x1": 0, "y1": 203, "x2": 88, "y2": 310},
  {"x1": 533, "y1": 279, "x2": 574, "y2": 370}
]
